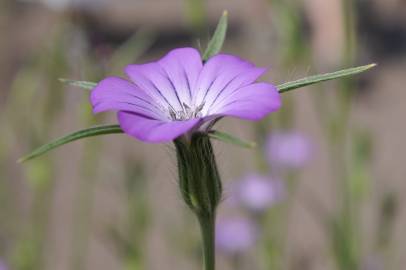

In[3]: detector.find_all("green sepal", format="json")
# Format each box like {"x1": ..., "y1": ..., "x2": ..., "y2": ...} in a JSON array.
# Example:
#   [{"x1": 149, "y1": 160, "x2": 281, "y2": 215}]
[
  {"x1": 59, "y1": 78, "x2": 97, "y2": 90},
  {"x1": 19, "y1": 125, "x2": 123, "y2": 162},
  {"x1": 174, "y1": 133, "x2": 222, "y2": 215},
  {"x1": 208, "y1": 130, "x2": 256, "y2": 148},
  {"x1": 23, "y1": 64, "x2": 375, "y2": 162},
  {"x1": 202, "y1": 10, "x2": 228, "y2": 61},
  {"x1": 277, "y1": 64, "x2": 376, "y2": 93}
]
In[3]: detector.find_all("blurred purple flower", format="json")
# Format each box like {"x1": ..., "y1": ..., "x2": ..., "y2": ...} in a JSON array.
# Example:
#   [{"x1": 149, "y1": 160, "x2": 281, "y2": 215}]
[
  {"x1": 266, "y1": 131, "x2": 312, "y2": 170},
  {"x1": 216, "y1": 217, "x2": 257, "y2": 255},
  {"x1": 91, "y1": 47, "x2": 281, "y2": 143},
  {"x1": 361, "y1": 255, "x2": 384, "y2": 270},
  {"x1": 233, "y1": 174, "x2": 284, "y2": 212},
  {"x1": 0, "y1": 260, "x2": 7, "y2": 270}
]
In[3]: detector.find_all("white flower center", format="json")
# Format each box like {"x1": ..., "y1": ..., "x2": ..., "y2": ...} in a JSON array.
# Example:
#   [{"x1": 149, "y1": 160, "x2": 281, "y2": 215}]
[{"x1": 168, "y1": 102, "x2": 205, "y2": 121}]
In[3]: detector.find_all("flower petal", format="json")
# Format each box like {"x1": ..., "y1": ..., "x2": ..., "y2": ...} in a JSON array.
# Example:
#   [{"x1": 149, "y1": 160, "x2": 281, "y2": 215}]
[
  {"x1": 194, "y1": 54, "x2": 267, "y2": 115},
  {"x1": 90, "y1": 76, "x2": 165, "y2": 120},
  {"x1": 125, "y1": 63, "x2": 183, "y2": 112},
  {"x1": 117, "y1": 111, "x2": 201, "y2": 143},
  {"x1": 211, "y1": 82, "x2": 281, "y2": 120},
  {"x1": 158, "y1": 47, "x2": 203, "y2": 104},
  {"x1": 125, "y1": 48, "x2": 203, "y2": 111}
]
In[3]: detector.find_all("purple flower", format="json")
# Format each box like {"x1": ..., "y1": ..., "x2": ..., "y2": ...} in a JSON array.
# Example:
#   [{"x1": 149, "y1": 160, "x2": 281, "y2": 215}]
[
  {"x1": 216, "y1": 217, "x2": 257, "y2": 255},
  {"x1": 0, "y1": 260, "x2": 7, "y2": 270},
  {"x1": 266, "y1": 131, "x2": 312, "y2": 170},
  {"x1": 91, "y1": 48, "x2": 281, "y2": 143},
  {"x1": 361, "y1": 255, "x2": 384, "y2": 270},
  {"x1": 233, "y1": 174, "x2": 284, "y2": 212}
]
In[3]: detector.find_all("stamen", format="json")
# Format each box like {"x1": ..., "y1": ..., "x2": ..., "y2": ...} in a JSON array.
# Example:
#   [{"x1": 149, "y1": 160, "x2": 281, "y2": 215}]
[
  {"x1": 169, "y1": 109, "x2": 178, "y2": 120},
  {"x1": 168, "y1": 102, "x2": 205, "y2": 121}
]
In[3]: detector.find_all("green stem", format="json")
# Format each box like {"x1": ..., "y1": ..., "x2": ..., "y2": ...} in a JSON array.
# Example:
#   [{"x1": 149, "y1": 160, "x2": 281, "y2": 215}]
[
  {"x1": 197, "y1": 213, "x2": 216, "y2": 270},
  {"x1": 174, "y1": 134, "x2": 221, "y2": 270}
]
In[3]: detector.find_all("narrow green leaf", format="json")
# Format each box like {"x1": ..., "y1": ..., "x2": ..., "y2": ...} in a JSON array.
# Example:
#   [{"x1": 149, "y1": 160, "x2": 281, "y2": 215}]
[
  {"x1": 59, "y1": 78, "x2": 97, "y2": 90},
  {"x1": 19, "y1": 125, "x2": 123, "y2": 162},
  {"x1": 209, "y1": 130, "x2": 256, "y2": 148},
  {"x1": 277, "y1": 63, "x2": 376, "y2": 93},
  {"x1": 202, "y1": 10, "x2": 228, "y2": 61}
]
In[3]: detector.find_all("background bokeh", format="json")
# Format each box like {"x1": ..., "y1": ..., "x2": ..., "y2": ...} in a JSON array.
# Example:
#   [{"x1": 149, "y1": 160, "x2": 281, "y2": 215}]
[{"x1": 1, "y1": 0, "x2": 406, "y2": 270}]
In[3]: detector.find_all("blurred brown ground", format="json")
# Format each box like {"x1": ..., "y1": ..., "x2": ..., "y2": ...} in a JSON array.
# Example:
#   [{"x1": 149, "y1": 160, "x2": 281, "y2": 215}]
[{"x1": 1, "y1": 0, "x2": 406, "y2": 270}]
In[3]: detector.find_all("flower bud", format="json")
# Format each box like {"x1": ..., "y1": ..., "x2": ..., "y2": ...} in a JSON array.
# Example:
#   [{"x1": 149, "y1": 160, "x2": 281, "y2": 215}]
[{"x1": 174, "y1": 133, "x2": 222, "y2": 215}]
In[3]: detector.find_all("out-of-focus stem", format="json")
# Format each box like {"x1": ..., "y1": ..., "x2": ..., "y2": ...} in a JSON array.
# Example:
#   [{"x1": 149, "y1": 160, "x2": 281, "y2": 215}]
[
  {"x1": 71, "y1": 139, "x2": 100, "y2": 270},
  {"x1": 197, "y1": 213, "x2": 216, "y2": 270}
]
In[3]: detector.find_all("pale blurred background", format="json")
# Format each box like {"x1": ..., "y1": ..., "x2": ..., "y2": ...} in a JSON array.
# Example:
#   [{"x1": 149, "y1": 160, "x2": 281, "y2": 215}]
[{"x1": 1, "y1": 0, "x2": 406, "y2": 270}]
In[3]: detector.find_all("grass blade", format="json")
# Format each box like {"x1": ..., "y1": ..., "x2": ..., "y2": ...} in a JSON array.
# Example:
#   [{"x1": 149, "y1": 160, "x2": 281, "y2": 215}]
[
  {"x1": 277, "y1": 64, "x2": 376, "y2": 93},
  {"x1": 209, "y1": 130, "x2": 256, "y2": 148},
  {"x1": 19, "y1": 125, "x2": 123, "y2": 162},
  {"x1": 59, "y1": 78, "x2": 97, "y2": 90},
  {"x1": 202, "y1": 10, "x2": 228, "y2": 61}
]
